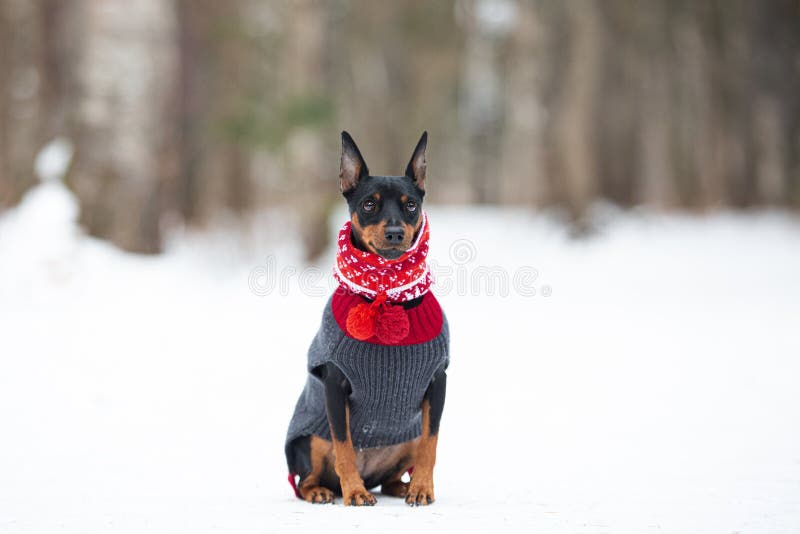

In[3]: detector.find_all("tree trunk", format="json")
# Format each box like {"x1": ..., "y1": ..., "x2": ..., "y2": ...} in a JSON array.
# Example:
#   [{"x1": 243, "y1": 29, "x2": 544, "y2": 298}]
[
  {"x1": 0, "y1": 0, "x2": 48, "y2": 208},
  {"x1": 550, "y1": 1, "x2": 602, "y2": 229},
  {"x1": 64, "y1": 0, "x2": 179, "y2": 253},
  {"x1": 459, "y1": 0, "x2": 515, "y2": 204}
]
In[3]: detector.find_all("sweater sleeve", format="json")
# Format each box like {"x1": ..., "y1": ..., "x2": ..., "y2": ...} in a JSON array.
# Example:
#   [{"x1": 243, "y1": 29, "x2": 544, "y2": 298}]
[{"x1": 307, "y1": 296, "x2": 346, "y2": 377}]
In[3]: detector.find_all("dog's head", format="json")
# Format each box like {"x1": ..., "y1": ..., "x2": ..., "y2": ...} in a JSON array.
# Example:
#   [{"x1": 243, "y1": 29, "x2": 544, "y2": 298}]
[{"x1": 339, "y1": 131, "x2": 427, "y2": 260}]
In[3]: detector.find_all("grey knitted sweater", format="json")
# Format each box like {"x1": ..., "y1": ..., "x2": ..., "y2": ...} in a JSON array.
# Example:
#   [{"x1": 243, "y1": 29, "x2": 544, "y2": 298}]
[{"x1": 285, "y1": 292, "x2": 449, "y2": 450}]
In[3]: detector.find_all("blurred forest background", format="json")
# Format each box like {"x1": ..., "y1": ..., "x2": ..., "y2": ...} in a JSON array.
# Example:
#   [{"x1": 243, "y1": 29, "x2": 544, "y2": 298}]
[{"x1": 1, "y1": 0, "x2": 799, "y2": 258}]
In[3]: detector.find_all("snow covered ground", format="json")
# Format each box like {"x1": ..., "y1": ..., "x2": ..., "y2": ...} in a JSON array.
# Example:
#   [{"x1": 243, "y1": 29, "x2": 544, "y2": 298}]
[{"x1": 1, "y1": 179, "x2": 799, "y2": 533}]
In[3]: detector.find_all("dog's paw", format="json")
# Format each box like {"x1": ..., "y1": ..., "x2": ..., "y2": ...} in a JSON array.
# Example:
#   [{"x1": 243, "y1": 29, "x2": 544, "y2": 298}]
[
  {"x1": 341, "y1": 485, "x2": 377, "y2": 506},
  {"x1": 405, "y1": 481, "x2": 434, "y2": 506},
  {"x1": 381, "y1": 480, "x2": 410, "y2": 498},
  {"x1": 301, "y1": 485, "x2": 335, "y2": 504}
]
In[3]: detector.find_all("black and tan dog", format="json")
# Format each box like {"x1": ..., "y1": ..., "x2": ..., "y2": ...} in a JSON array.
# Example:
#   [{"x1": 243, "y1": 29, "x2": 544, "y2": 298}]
[{"x1": 285, "y1": 132, "x2": 449, "y2": 507}]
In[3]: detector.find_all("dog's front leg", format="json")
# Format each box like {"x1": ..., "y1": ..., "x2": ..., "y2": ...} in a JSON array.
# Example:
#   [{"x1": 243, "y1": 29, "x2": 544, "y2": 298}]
[
  {"x1": 322, "y1": 362, "x2": 376, "y2": 506},
  {"x1": 407, "y1": 365, "x2": 447, "y2": 506}
]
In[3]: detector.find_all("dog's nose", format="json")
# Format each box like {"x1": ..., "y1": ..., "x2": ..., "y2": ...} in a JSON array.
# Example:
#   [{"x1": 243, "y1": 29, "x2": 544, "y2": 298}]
[{"x1": 384, "y1": 226, "x2": 405, "y2": 243}]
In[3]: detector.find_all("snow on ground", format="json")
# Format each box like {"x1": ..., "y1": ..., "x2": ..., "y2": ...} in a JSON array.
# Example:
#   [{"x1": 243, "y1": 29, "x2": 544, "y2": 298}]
[{"x1": 1, "y1": 180, "x2": 799, "y2": 533}]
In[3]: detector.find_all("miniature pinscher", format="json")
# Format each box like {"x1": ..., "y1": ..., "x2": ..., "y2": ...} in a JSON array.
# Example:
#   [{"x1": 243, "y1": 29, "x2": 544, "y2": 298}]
[{"x1": 285, "y1": 131, "x2": 449, "y2": 507}]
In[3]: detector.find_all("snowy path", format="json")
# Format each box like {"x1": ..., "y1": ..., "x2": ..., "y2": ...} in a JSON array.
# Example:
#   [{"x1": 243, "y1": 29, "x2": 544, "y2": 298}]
[{"x1": 1, "y1": 186, "x2": 799, "y2": 533}]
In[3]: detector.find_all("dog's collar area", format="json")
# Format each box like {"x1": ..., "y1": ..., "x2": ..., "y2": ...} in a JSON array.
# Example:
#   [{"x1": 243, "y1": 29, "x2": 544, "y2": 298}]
[
  {"x1": 357, "y1": 292, "x2": 425, "y2": 310},
  {"x1": 330, "y1": 290, "x2": 443, "y2": 346},
  {"x1": 333, "y1": 211, "x2": 432, "y2": 304}
]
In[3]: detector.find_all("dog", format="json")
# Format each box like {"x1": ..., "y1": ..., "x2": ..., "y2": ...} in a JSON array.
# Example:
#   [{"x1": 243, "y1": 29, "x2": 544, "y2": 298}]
[{"x1": 285, "y1": 131, "x2": 449, "y2": 507}]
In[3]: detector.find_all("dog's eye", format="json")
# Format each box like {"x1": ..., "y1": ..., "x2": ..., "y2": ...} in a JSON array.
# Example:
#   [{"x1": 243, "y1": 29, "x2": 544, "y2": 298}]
[
  {"x1": 362, "y1": 199, "x2": 376, "y2": 213},
  {"x1": 405, "y1": 201, "x2": 417, "y2": 213}
]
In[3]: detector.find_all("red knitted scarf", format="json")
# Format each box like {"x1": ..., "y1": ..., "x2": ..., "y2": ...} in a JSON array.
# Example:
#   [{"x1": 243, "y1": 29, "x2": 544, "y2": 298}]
[{"x1": 333, "y1": 211, "x2": 433, "y2": 343}]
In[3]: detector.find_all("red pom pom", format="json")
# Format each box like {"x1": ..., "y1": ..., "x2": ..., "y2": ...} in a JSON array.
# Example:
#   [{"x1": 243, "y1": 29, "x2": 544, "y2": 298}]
[
  {"x1": 345, "y1": 293, "x2": 409, "y2": 344},
  {"x1": 374, "y1": 303, "x2": 410, "y2": 344},
  {"x1": 346, "y1": 302, "x2": 376, "y2": 340}
]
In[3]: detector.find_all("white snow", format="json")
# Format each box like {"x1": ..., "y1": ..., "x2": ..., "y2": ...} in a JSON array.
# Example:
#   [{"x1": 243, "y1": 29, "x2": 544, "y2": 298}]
[
  {"x1": 1, "y1": 183, "x2": 799, "y2": 533},
  {"x1": 34, "y1": 138, "x2": 74, "y2": 183}
]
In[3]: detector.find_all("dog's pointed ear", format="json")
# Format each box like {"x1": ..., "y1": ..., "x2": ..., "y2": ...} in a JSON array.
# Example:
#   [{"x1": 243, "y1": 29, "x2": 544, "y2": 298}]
[
  {"x1": 340, "y1": 131, "x2": 369, "y2": 194},
  {"x1": 405, "y1": 131, "x2": 427, "y2": 192}
]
